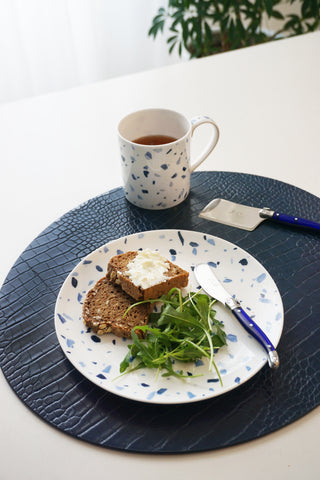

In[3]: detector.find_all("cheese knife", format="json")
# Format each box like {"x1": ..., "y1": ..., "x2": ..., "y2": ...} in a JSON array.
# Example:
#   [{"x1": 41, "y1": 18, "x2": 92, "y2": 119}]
[
  {"x1": 199, "y1": 198, "x2": 320, "y2": 232},
  {"x1": 194, "y1": 263, "x2": 280, "y2": 369}
]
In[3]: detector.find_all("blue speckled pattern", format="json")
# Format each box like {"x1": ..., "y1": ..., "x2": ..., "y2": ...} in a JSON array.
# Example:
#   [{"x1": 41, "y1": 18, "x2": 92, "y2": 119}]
[
  {"x1": 120, "y1": 139, "x2": 190, "y2": 209},
  {"x1": 55, "y1": 229, "x2": 283, "y2": 404}
]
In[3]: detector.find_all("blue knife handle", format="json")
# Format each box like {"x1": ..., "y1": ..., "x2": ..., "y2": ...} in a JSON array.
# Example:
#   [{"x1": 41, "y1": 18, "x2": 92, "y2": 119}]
[
  {"x1": 270, "y1": 211, "x2": 320, "y2": 232},
  {"x1": 231, "y1": 306, "x2": 279, "y2": 369}
]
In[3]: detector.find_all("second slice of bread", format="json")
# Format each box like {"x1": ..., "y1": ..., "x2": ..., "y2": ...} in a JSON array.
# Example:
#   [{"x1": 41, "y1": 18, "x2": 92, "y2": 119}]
[
  {"x1": 107, "y1": 250, "x2": 189, "y2": 301},
  {"x1": 82, "y1": 276, "x2": 153, "y2": 338}
]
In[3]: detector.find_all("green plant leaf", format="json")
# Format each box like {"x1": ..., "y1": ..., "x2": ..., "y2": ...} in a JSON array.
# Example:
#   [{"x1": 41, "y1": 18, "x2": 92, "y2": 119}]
[
  {"x1": 168, "y1": 42, "x2": 177, "y2": 54},
  {"x1": 167, "y1": 34, "x2": 178, "y2": 44},
  {"x1": 148, "y1": 20, "x2": 165, "y2": 38},
  {"x1": 271, "y1": 9, "x2": 284, "y2": 20}
]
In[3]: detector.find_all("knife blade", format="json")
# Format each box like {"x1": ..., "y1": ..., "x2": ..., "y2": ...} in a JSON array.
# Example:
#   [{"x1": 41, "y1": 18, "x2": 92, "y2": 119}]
[
  {"x1": 194, "y1": 263, "x2": 279, "y2": 369},
  {"x1": 199, "y1": 198, "x2": 320, "y2": 232}
]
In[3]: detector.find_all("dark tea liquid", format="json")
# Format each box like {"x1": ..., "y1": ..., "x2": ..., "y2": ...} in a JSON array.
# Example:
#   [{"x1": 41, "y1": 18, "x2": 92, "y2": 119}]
[{"x1": 132, "y1": 134, "x2": 177, "y2": 146}]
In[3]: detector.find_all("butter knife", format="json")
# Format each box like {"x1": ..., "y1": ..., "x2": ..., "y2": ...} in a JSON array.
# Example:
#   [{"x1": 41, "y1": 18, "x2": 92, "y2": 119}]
[
  {"x1": 194, "y1": 263, "x2": 280, "y2": 369},
  {"x1": 199, "y1": 198, "x2": 320, "y2": 232}
]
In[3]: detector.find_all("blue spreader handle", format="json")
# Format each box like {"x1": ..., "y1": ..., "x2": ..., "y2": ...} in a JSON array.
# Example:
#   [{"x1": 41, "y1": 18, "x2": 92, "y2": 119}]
[
  {"x1": 231, "y1": 306, "x2": 279, "y2": 369},
  {"x1": 270, "y1": 211, "x2": 320, "y2": 232}
]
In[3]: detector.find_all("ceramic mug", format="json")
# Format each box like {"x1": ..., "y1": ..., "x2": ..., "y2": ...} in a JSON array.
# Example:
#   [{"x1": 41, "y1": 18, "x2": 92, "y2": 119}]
[{"x1": 118, "y1": 108, "x2": 219, "y2": 210}]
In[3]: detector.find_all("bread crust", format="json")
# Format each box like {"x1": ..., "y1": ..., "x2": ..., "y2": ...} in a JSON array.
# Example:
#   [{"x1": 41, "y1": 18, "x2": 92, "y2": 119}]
[
  {"x1": 82, "y1": 276, "x2": 152, "y2": 338},
  {"x1": 107, "y1": 251, "x2": 189, "y2": 301}
]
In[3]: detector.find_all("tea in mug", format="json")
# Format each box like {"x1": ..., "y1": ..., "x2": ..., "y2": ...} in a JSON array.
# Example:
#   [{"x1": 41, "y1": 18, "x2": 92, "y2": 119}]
[{"x1": 132, "y1": 134, "x2": 177, "y2": 146}]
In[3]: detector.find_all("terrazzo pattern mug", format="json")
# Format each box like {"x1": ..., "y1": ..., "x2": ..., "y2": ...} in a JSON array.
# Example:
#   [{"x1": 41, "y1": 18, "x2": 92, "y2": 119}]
[{"x1": 118, "y1": 108, "x2": 219, "y2": 210}]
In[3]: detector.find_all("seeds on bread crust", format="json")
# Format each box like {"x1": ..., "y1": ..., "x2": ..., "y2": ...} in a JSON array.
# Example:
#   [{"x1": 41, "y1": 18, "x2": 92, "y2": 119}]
[{"x1": 82, "y1": 276, "x2": 152, "y2": 338}]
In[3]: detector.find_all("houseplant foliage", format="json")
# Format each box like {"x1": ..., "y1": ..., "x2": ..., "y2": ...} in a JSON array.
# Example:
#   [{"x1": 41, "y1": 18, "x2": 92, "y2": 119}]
[{"x1": 149, "y1": 0, "x2": 320, "y2": 58}]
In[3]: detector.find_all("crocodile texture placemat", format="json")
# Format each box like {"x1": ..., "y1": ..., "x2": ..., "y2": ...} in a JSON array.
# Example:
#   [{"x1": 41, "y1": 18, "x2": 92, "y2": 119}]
[{"x1": 0, "y1": 171, "x2": 319, "y2": 453}]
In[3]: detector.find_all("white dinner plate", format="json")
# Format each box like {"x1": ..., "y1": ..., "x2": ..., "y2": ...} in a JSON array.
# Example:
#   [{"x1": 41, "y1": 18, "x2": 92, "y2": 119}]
[{"x1": 54, "y1": 229, "x2": 283, "y2": 404}]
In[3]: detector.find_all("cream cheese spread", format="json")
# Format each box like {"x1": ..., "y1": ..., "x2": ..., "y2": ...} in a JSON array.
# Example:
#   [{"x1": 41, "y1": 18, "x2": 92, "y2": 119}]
[{"x1": 125, "y1": 249, "x2": 170, "y2": 289}]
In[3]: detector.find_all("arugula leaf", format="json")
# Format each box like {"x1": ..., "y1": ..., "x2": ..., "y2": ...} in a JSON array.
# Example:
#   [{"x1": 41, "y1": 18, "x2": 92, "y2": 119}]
[{"x1": 120, "y1": 289, "x2": 227, "y2": 382}]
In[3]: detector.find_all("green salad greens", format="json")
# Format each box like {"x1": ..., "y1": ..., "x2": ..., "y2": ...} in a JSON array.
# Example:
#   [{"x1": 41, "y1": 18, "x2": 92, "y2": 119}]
[{"x1": 120, "y1": 288, "x2": 227, "y2": 382}]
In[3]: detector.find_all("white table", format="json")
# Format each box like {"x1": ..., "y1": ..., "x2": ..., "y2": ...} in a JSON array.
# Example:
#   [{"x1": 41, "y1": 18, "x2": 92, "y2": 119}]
[{"x1": 1, "y1": 31, "x2": 319, "y2": 479}]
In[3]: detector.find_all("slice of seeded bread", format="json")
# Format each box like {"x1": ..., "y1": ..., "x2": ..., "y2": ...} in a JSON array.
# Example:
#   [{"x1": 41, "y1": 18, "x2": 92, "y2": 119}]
[
  {"x1": 82, "y1": 276, "x2": 153, "y2": 338},
  {"x1": 107, "y1": 251, "x2": 189, "y2": 301}
]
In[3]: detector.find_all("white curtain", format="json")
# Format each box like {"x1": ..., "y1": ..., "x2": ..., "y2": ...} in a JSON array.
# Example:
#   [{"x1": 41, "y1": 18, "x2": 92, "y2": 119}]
[{"x1": 0, "y1": 0, "x2": 185, "y2": 104}]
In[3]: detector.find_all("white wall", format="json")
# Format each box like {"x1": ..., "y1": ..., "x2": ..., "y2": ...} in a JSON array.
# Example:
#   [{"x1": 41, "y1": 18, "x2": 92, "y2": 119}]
[{"x1": 0, "y1": 0, "x2": 185, "y2": 104}]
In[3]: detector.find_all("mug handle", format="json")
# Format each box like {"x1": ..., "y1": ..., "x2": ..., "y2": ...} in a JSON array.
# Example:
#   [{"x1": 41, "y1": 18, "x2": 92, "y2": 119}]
[{"x1": 189, "y1": 116, "x2": 220, "y2": 173}]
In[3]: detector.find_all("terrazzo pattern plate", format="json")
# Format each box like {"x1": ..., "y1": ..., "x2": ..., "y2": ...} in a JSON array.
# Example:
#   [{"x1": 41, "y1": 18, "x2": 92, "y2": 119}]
[{"x1": 55, "y1": 229, "x2": 283, "y2": 404}]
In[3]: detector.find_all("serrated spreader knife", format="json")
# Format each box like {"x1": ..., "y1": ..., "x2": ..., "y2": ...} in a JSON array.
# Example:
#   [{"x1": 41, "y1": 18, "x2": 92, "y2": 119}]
[
  {"x1": 199, "y1": 198, "x2": 320, "y2": 232},
  {"x1": 194, "y1": 263, "x2": 280, "y2": 369}
]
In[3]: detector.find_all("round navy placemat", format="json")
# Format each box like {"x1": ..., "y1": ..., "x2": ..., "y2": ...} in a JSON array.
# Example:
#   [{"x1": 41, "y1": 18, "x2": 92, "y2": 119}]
[{"x1": 0, "y1": 171, "x2": 319, "y2": 454}]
